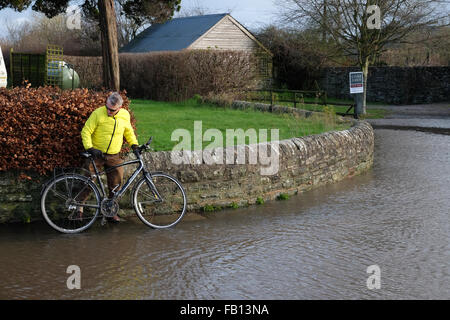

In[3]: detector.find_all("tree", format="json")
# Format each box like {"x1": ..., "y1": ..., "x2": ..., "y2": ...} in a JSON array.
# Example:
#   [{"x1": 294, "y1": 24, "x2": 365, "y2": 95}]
[
  {"x1": 280, "y1": 0, "x2": 449, "y2": 114},
  {"x1": 0, "y1": 0, "x2": 181, "y2": 90},
  {"x1": 256, "y1": 25, "x2": 351, "y2": 89}
]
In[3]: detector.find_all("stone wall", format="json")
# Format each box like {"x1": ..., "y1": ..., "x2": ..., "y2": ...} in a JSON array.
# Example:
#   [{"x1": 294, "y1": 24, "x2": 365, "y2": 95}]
[
  {"x1": 320, "y1": 66, "x2": 450, "y2": 105},
  {"x1": 0, "y1": 102, "x2": 374, "y2": 224},
  {"x1": 136, "y1": 119, "x2": 374, "y2": 213}
]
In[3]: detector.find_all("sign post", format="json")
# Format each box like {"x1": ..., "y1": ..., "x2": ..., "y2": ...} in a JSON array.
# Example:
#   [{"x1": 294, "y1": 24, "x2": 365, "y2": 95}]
[
  {"x1": 0, "y1": 46, "x2": 7, "y2": 88},
  {"x1": 349, "y1": 72, "x2": 364, "y2": 118}
]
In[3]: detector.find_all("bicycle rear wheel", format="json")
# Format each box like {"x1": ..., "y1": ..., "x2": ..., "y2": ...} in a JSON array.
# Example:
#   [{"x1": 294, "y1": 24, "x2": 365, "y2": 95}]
[
  {"x1": 133, "y1": 173, "x2": 186, "y2": 229},
  {"x1": 41, "y1": 174, "x2": 101, "y2": 233}
]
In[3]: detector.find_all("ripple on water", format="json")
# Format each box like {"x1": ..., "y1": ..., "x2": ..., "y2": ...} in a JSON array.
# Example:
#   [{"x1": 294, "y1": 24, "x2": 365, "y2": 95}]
[{"x1": 0, "y1": 129, "x2": 449, "y2": 299}]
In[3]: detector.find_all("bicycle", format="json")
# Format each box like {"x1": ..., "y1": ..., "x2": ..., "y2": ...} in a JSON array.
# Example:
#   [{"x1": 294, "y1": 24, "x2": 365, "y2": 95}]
[{"x1": 40, "y1": 137, "x2": 187, "y2": 234}]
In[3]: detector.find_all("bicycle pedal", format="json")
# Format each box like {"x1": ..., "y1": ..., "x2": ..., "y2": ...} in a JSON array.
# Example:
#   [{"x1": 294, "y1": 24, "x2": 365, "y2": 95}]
[{"x1": 101, "y1": 217, "x2": 107, "y2": 226}]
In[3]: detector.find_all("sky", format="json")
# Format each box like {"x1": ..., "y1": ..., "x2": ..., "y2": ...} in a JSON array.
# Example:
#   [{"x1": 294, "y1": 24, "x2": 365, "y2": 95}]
[
  {"x1": 0, "y1": 0, "x2": 280, "y2": 37},
  {"x1": 175, "y1": 0, "x2": 280, "y2": 30}
]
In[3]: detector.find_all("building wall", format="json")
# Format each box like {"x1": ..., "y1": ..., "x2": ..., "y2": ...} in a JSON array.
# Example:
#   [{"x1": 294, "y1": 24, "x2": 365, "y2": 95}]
[
  {"x1": 189, "y1": 16, "x2": 257, "y2": 51},
  {"x1": 189, "y1": 16, "x2": 273, "y2": 88}
]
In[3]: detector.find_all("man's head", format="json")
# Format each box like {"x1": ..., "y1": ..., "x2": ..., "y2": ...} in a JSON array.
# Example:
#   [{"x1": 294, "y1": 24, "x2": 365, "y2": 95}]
[{"x1": 106, "y1": 92, "x2": 123, "y2": 116}]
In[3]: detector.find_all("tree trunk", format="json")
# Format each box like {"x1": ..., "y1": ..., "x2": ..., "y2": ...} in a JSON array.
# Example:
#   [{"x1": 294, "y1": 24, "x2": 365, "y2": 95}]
[
  {"x1": 361, "y1": 58, "x2": 369, "y2": 115},
  {"x1": 98, "y1": 0, "x2": 120, "y2": 91}
]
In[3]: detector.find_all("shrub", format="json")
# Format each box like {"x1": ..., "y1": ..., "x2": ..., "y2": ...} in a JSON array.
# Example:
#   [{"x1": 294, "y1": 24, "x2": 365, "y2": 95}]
[
  {"x1": 202, "y1": 204, "x2": 222, "y2": 212},
  {"x1": 65, "y1": 50, "x2": 258, "y2": 101},
  {"x1": 277, "y1": 193, "x2": 289, "y2": 200},
  {"x1": 230, "y1": 202, "x2": 239, "y2": 209},
  {"x1": 0, "y1": 86, "x2": 136, "y2": 175},
  {"x1": 256, "y1": 197, "x2": 264, "y2": 205},
  {"x1": 64, "y1": 55, "x2": 104, "y2": 89}
]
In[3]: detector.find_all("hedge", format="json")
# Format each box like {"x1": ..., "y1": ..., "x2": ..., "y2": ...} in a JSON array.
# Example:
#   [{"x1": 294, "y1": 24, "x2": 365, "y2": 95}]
[
  {"x1": 0, "y1": 86, "x2": 136, "y2": 175},
  {"x1": 65, "y1": 50, "x2": 258, "y2": 101}
]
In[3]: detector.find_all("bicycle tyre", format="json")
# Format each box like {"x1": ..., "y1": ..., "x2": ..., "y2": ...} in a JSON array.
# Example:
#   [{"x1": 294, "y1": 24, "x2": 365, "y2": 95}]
[
  {"x1": 133, "y1": 172, "x2": 187, "y2": 229},
  {"x1": 41, "y1": 174, "x2": 101, "y2": 233}
]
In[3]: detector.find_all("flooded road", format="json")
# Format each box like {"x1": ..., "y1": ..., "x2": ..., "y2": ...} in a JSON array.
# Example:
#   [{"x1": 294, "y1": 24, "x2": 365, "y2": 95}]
[{"x1": 1, "y1": 129, "x2": 449, "y2": 299}]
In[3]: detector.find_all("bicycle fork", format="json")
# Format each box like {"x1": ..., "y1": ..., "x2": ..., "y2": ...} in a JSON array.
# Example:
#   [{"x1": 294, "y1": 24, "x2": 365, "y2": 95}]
[
  {"x1": 144, "y1": 173, "x2": 163, "y2": 202},
  {"x1": 134, "y1": 173, "x2": 164, "y2": 216}
]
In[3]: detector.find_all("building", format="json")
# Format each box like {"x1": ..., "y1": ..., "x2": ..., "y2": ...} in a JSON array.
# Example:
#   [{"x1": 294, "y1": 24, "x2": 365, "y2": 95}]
[{"x1": 120, "y1": 13, "x2": 273, "y2": 85}]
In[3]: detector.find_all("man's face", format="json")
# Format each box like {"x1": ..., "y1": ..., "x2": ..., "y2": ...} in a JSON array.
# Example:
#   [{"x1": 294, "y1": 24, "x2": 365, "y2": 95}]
[{"x1": 106, "y1": 100, "x2": 121, "y2": 116}]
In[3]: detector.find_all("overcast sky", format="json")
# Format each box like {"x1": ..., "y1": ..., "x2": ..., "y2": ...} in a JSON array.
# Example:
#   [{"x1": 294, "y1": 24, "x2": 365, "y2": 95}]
[{"x1": 0, "y1": 0, "x2": 279, "y2": 37}]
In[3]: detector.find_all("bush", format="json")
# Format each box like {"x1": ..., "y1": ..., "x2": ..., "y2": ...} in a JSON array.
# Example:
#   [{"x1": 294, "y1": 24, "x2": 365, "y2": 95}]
[
  {"x1": 256, "y1": 26, "x2": 352, "y2": 90},
  {"x1": 65, "y1": 50, "x2": 258, "y2": 101},
  {"x1": 230, "y1": 202, "x2": 239, "y2": 209},
  {"x1": 277, "y1": 193, "x2": 289, "y2": 201},
  {"x1": 64, "y1": 55, "x2": 104, "y2": 89},
  {"x1": 0, "y1": 86, "x2": 136, "y2": 175},
  {"x1": 256, "y1": 197, "x2": 264, "y2": 205}
]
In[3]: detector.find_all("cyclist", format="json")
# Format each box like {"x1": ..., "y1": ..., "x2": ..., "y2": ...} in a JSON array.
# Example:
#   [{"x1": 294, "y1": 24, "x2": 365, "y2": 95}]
[{"x1": 79, "y1": 92, "x2": 139, "y2": 222}]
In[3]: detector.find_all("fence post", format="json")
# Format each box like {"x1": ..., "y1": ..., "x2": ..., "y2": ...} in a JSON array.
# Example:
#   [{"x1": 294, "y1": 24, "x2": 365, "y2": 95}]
[{"x1": 294, "y1": 92, "x2": 297, "y2": 108}]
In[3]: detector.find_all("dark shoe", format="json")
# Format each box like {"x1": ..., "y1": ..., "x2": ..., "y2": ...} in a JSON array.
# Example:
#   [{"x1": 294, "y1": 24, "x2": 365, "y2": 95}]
[{"x1": 107, "y1": 215, "x2": 122, "y2": 223}]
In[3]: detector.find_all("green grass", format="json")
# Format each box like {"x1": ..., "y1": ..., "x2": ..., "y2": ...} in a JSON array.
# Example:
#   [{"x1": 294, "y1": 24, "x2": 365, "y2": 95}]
[
  {"x1": 249, "y1": 91, "x2": 387, "y2": 106},
  {"x1": 251, "y1": 100, "x2": 389, "y2": 119},
  {"x1": 129, "y1": 99, "x2": 351, "y2": 151},
  {"x1": 246, "y1": 92, "x2": 389, "y2": 119}
]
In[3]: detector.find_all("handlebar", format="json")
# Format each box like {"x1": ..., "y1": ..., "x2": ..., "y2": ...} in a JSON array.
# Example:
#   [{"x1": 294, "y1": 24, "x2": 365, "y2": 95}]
[
  {"x1": 135, "y1": 136, "x2": 153, "y2": 155},
  {"x1": 144, "y1": 136, "x2": 153, "y2": 148}
]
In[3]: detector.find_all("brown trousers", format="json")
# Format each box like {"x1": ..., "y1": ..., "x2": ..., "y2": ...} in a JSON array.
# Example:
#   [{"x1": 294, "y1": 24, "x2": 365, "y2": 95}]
[{"x1": 81, "y1": 153, "x2": 124, "y2": 199}]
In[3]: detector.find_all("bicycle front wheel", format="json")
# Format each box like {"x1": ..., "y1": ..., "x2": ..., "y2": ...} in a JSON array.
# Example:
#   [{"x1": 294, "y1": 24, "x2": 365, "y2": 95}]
[
  {"x1": 41, "y1": 174, "x2": 101, "y2": 233},
  {"x1": 133, "y1": 173, "x2": 187, "y2": 229}
]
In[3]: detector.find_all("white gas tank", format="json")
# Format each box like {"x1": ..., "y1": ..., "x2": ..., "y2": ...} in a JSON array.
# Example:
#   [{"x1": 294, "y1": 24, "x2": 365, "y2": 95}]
[{"x1": 0, "y1": 46, "x2": 7, "y2": 88}]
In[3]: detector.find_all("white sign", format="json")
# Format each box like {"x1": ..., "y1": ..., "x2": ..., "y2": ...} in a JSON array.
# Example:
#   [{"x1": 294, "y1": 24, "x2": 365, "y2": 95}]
[
  {"x1": 349, "y1": 72, "x2": 364, "y2": 94},
  {"x1": 0, "y1": 46, "x2": 7, "y2": 88}
]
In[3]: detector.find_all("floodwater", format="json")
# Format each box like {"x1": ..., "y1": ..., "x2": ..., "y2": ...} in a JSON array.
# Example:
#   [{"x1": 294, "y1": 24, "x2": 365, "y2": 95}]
[{"x1": 0, "y1": 129, "x2": 449, "y2": 299}]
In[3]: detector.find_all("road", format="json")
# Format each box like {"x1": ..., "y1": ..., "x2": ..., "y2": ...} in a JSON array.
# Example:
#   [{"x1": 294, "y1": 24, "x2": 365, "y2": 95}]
[{"x1": 367, "y1": 102, "x2": 450, "y2": 134}]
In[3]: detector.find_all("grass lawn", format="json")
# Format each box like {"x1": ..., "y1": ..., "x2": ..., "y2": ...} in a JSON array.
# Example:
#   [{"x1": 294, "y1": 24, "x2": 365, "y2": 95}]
[
  {"x1": 129, "y1": 99, "x2": 351, "y2": 152},
  {"x1": 246, "y1": 99, "x2": 389, "y2": 119},
  {"x1": 245, "y1": 92, "x2": 390, "y2": 119},
  {"x1": 276, "y1": 101, "x2": 390, "y2": 119}
]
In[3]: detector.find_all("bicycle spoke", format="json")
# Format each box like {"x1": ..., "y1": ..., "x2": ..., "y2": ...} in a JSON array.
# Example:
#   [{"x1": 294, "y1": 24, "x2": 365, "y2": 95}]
[
  {"x1": 138, "y1": 200, "x2": 159, "y2": 205},
  {"x1": 50, "y1": 188, "x2": 69, "y2": 201},
  {"x1": 138, "y1": 189, "x2": 159, "y2": 201},
  {"x1": 72, "y1": 181, "x2": 93, "y2": 203},
  {"x1": 64, "y1": 176, "x2": 72, "y2": 199}
]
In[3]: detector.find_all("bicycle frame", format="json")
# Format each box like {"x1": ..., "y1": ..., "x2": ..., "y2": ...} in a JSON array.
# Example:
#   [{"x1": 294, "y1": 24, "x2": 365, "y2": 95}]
[{"x1": 88, "y1": 152, "x2": 161, "y2": 201}]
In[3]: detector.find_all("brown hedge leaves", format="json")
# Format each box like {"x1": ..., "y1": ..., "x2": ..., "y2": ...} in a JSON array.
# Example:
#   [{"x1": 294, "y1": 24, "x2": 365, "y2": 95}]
[{"x1": 0, "y1": 86, "x2": 136, "y2": 175}]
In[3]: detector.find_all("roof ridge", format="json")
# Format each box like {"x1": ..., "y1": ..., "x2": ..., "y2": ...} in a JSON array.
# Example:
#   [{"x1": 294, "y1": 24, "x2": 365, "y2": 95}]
[{"x1": 172, "y1": 13, "x2": 228, "y2": 20}]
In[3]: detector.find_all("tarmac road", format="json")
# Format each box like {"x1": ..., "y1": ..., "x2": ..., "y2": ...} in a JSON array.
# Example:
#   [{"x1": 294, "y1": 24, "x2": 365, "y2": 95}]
[{"x1": 366, "y1": 102, "x2": 450, "y2": 134}]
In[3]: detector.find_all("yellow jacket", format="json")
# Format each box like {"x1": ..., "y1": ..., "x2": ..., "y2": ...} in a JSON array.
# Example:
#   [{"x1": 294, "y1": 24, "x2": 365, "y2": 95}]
[{"x1": 81, "y1": 106, "x2": 138, "y2": 154}]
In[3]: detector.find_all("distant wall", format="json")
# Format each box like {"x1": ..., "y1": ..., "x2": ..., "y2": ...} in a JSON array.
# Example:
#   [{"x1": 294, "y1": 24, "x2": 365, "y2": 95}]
[{"x1": 320, "y1": 66, "x2": 450, "y2": 105}]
